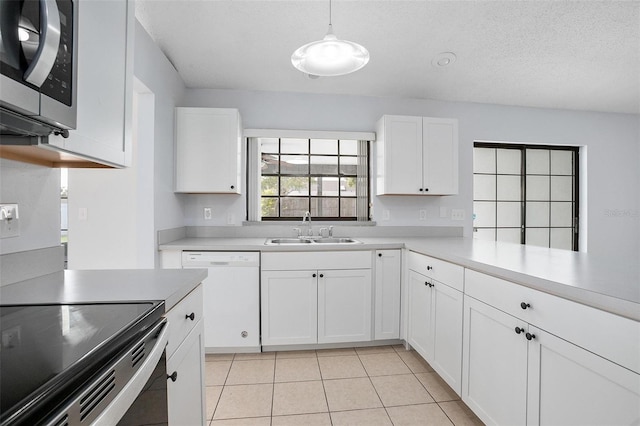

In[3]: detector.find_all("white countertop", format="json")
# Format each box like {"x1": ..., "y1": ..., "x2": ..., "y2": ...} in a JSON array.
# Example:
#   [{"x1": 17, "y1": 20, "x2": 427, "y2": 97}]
[
  {"x1": 160, "y1": 236, "x2": 639, "y2": 320},
  {"x1": 0, "y1": 268, "x2": 208, "y2": 311}
]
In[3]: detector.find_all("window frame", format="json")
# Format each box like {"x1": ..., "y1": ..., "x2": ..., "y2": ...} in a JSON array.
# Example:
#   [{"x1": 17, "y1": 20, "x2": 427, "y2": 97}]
[{"x1": 473, "y1": 142, "x2": 580, "y2": 251}]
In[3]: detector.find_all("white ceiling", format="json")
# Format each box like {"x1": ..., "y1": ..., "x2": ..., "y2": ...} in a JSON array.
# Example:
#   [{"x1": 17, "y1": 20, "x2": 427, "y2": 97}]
[{"x1": 135, "y1": 0, "x2": 640, "y2": 114}]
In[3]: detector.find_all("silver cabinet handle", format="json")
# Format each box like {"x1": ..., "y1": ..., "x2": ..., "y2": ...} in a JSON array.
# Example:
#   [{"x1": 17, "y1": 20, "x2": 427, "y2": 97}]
[{"x1": 24, "y1": 0, "x2": 61, "y2": 87}]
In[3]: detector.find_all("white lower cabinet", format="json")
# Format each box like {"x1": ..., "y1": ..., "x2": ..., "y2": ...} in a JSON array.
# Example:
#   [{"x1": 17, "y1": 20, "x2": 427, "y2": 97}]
[
  {"x1": 462, "y1": 295, "x2": 528, "y2": 425},
  {"x1": 374, "y1": 250, "x2": 402, "y2": 340},
  {"x1": 408, "y1": 269, "x2": 463, "y2": 395},
  {"x1": 261, "y1": 251, "x2": 372, "y2": 347},
  {"x1": 164, "y1": 284, "x2": 205, "y2": 425},
  {"x1": 462, "y1": 270, "x2": 640, "y2": 426}
]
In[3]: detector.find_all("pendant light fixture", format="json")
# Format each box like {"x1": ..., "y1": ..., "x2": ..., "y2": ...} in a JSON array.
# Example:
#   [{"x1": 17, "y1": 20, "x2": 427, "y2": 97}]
[{"x1": 291, "y1": 0, "x2": 369, "y2": 77}]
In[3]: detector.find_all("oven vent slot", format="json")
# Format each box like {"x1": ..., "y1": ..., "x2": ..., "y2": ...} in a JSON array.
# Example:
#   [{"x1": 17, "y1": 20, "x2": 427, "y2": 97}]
[
  {"x1": 52, "y1": 414, "x2": 69, "y2": 426},
  {"x1": 131, "y1": 340, "x2": 146, "y2": 368},
  {"x1": 79, "y1": 370, "x2": 116, "y2": 421}
]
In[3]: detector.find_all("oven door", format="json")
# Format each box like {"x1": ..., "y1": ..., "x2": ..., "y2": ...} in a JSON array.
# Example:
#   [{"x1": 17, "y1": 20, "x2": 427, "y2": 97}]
[{"x1": 0, "y1": 0, "x2": 76, "y2": 129}]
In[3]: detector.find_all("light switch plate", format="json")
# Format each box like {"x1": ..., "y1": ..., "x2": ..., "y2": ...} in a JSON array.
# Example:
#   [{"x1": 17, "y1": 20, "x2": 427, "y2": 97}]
[
  {"x1": 419, "y1": 210, "x2": 427, "y2": 220},
  {"x1": 451, "y1": 209, "x2": 466, "y2": 221},
  {"x1": 204, "y1": 207, "x2": 212, "y2": 220},
  {"x1": 0, "y1": 204, "x2": 20, "y2": 238}
]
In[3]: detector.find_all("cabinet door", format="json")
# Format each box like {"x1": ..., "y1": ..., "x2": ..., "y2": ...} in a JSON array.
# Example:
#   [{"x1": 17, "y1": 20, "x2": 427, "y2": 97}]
[
  {"x1": 376, "y1": 115, "x2": 423, "y2": 194},
  {"x1": 430, "y1": 281, "x2": 463, "y2": 395},
  {"x1": 374, "y1": 250, "x2": 401, "y2": 340},
  {"x1": 462, "y1": 295, "x2": 528, "y2": 426},
  {"x1": 167, "y1": 321, "x2": 205, "y2": 426},
  {"x1": 48, "y1": 0, "x2": 133, "y2": 167},
  {"x1": 175, "y1": 108, "x2": 241, "y2": 193},
  {"x1": 261, "y1": 270, "x2": 317, "y2": 346},
  {"x1": 408, "y1": 270, "x2": 433, "y2": 360},
  {"x1": 527, "y1": 326, "x2": 640, "y2": 425},
  {"x1": 318, "y1": 269, "x2": 372, "y2": 344},
  {"x1": 422, "y1": 117, "x2": 458, "y2": 195}
]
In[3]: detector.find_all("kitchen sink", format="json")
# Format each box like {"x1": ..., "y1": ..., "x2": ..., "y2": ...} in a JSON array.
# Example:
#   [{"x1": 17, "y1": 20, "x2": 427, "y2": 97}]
[{"x1": 264, "y1": 237, "x2": 361, "y2": 245}]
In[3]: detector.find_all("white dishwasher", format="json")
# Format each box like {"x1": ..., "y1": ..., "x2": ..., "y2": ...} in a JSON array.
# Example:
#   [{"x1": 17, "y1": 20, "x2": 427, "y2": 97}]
[{"x1": 182, "y1": 251, "x2": 260, "y2": 353}]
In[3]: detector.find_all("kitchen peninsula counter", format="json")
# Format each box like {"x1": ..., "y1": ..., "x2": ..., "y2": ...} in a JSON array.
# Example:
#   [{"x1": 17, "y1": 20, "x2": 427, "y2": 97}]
[
  {"x1": 0, "y1": 268, "x2": 207, "y2": 311},
  {"x1": 160, "y1": 236, "x2": 639, "y2": 321}
]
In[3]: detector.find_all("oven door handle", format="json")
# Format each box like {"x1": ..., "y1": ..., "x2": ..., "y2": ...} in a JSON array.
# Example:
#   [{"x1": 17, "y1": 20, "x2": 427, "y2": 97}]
[
  {"x1": 91, "y1": 319, "x2": 169, "y2": 426},
  {"x1": 24, "y1": 0, "x2": 61, "y2": 87}
]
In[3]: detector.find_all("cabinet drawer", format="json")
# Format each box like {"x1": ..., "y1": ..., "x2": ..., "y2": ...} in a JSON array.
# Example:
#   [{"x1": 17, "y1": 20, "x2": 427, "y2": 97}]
[
  {"x1": 165, "y1": 284, "x2": 204, "y2": 358},
  {"x1": 408, "y1": 251, "x2": 463, "y2": 291},
  {"x1": 262, "y1": 251, "x2": 371, "y2": 271},
  {"x1": 465, "y1": 269, "x2": 640, "y2": 373}
]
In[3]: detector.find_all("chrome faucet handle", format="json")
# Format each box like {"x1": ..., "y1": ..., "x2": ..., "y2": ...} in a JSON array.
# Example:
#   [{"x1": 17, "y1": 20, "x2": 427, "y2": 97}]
[
  {"x1": 293, "y1": 227, "x2": 301, "y2": 237},
  {"x1": 328, "y1": 226, "x2": 333, "y2": 237},
  {"x1": 319, "y1": 227, "x2": 328, "y2": 238}
]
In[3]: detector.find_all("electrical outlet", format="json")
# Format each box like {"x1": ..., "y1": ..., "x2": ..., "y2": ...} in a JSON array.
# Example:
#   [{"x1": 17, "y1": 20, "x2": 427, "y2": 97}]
[
  {"x1": 451, "y1": 209, "x2": 466, "y2": 221},
  {"x1": 78, "y1": 207, "x2": 88, "y2": 221},
  {"x1": 383, "y1": 210, "x2": 390, "y2": 221},
  {"x1": 0, "y1": 204, "x2": 20, "y2": 238},
  {"x1": 227, "y1": 213, "x2": 235, "y2": 225},
  {"x1": 204, "y1": 207, "x2": 212, "y2": 220},
  {"x1": 419, "y1": 210, "x2": 427, "y2": 221}
]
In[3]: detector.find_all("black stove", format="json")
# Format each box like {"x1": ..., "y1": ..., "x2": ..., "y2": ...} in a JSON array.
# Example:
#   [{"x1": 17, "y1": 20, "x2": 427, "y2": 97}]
[{"x1": 0, "y1": 301, "x2": 164, "y2": 425}]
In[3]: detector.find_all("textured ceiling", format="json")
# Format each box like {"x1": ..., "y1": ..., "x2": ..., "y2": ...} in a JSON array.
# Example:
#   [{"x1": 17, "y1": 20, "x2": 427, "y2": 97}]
[{"x1": 135, "y1": 0, "x2": 640, "y2": 114}]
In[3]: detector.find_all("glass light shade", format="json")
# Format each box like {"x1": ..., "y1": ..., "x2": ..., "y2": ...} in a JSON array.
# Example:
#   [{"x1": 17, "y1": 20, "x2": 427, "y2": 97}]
[{"x1": 291, "y1": 25, "x2": 369, "y2": 77}]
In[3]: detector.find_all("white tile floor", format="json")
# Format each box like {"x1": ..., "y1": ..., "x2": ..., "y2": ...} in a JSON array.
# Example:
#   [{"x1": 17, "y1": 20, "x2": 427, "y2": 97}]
[{"x1": 204, "y1": 345, "x2": 484, "y2": 425}]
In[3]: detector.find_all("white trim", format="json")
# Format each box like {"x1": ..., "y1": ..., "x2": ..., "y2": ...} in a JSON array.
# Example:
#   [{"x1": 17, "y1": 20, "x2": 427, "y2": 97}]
[{"x1": 244, "y1": 128, "x2": 376, "y2": 141}]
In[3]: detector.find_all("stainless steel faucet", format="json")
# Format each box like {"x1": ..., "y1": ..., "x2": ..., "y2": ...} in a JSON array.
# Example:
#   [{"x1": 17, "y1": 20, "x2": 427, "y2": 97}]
[{"x1": 302, "y1": 211, "x2": 313, "y2": 236}]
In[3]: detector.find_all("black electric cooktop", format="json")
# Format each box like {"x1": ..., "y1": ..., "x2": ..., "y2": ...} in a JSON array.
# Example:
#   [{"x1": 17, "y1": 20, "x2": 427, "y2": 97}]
[{"x1": 0, "y1": 301, "x2": 164, "y2": 425}]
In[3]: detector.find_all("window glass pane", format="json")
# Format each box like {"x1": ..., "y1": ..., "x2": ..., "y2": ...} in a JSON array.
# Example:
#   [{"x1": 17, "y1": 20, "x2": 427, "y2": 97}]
[
  {"x1": 281, "y1": 138, "x2": 308, "y2": 154},
  {"x1": 497, "y1": 228, "x2": 521, "y2": 244},
  {"x1": 341, "y1": 198, "x2": 357, "y2": 217},
  {"x1": 496, "y1": 149, "x2": 521, "y2": 174},
  {"x1": 261, "y1": 154, "x2": 279, "y2": 174},
  {"x1": 550, "y1": 150, "x2": 574, "y2": 175},
  {"x1": 526, "y1": 202, "x2": 550, "y2": 227},
  {"x1": 473, "y1": 202, "x2": 496, "y2": 227},
  {"x1": 310, "y1": 156, "x2": 338, "y2": 175},
  {"x1": 550, "y1": 228, "x2": 573, "y2": 250},
  {"x1": 339, "y1": 140, "x2": 358, "y2": 155},
  {"x1": 526, "y1": 149, "x2": 550, "y2": 174},
  {"x1": 280, "y1": 197, "x2": 309, "y2": 217},
  {"x1": 310, "y1": 139, "x2": 337, "y2": 155},
  {"x1": 550, "y1": 202, "x2": 573, "y2": 227},
  {"x1": 280, "y1": 155, "x2": 309, "y2": 174},
  {"x1": 497, "y1": 202, "x2": 521, "y2": 227},
  {"x1": 310, "y1": 198, "x2": 338, "y2": 217},
  {"x1": 261, "y1": 176, "x2": 278, "y2": 196},
  {"x1": 339, "y1": 157, "x2": 358, "y2": 175},
  {"x1": 526, "y1": 228, "x2": 550, "y2": 247},
  {"x1": 474, "y1": 175, "x2": 496, "y2": 200},
  {"x1": 550, "y1": 176, "x2": 573, "y2": 201},
  {"x1": 261, "y1": 198, "x2": 278, "y2": 217},
  {"x1": 311, "y1": 177, "x2": 339, "y2": 196},
  {"x1": 473, "y1": 228, "x2": 496, "y2": 241},
  {"x1": 340, "y1": 177, "x2": 357, "y2": 196},
  {"x1": 260, "y1": 138, "x2": 279, "y2": 153},
  {"x1": 526, "y1": 176, "x2": 550, "y2": 200},
  {"x1": 474, "y1": 148, "x2": 496, "y2": 174},
  {"x1": 497, "y1": 175, "x2": 521, "y2": 201},
  {"x1": 280, "y1": 176, "x2": 309, "y2": 196}
]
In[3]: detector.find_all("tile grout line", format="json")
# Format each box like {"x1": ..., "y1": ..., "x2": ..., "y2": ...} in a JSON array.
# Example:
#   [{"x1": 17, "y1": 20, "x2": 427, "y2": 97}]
[{"x1": 355, "y1": 348, "x2": 395, "y2": 425}]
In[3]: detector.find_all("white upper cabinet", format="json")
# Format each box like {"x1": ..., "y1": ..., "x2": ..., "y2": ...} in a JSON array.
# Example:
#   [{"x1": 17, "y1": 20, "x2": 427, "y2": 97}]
[
  {"x1": 48, "y1": 0, "x2": 134, "y2": 167},
  {"x1": 175, "y1": 107, "x2": 242, "y2": 193},
  {"x1": 376, "y1": 115, "x2": 458, "y2": 195}
]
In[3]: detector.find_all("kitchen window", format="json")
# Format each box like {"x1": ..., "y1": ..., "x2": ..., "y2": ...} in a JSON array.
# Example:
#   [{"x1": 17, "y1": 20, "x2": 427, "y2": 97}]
[
  {"x1": 247, "y1": 134, "x2": 370, "y2": 221},
  {"x1": 473, "y1": 143, "x2": 579, "y2": 250}
]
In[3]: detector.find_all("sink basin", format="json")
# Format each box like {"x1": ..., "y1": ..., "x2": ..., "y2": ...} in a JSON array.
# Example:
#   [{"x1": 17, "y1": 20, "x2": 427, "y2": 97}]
[
  {"x1": 266, "y1": 238, "x2": 313, "y2": 245},
  {"x1": 264, "y1": 237, "x2": 361, "y2": 245},
  {"x1": 312, "y1": 238, "x2": 361, "y2": 244}
]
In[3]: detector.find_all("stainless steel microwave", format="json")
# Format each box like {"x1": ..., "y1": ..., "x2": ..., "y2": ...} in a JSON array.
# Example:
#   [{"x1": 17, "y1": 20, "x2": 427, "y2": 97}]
[{"x1": 0, "y1": 0, "x2": 77, "y2": 139}]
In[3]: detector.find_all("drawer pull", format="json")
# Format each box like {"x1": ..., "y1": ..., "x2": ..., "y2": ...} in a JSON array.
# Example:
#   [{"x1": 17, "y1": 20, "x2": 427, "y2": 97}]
[
  {"x1": 426, "y1": 266, "x2": 433, "y2": 270},
  {"x1": 185, "y1": 312, "x2": 195, "y2": 321},
  {"x1": 241, "y1": 331, "x2": 248, "y2": 338},
  {"x1": 378, "y1": 253, "x2": 382, "y2": 257},
  {"x1": 520, "y1": 302, "x2": 531, "y2": 310},
  {"x1": 167, "y1": 371, "x2": 178, "y2": 382},
  {"x1": 313, "y1": 273, "x2": 317, "y2": 278},
  {"x1": 526, "y1": 332, "x2": 536, "y2": 341},
  {"x1": 319, "y1": 273, "x2": 324, "y2": 278},
  {"x1": 515, "y1": 326, "x2": 525, "y2": 335}
]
